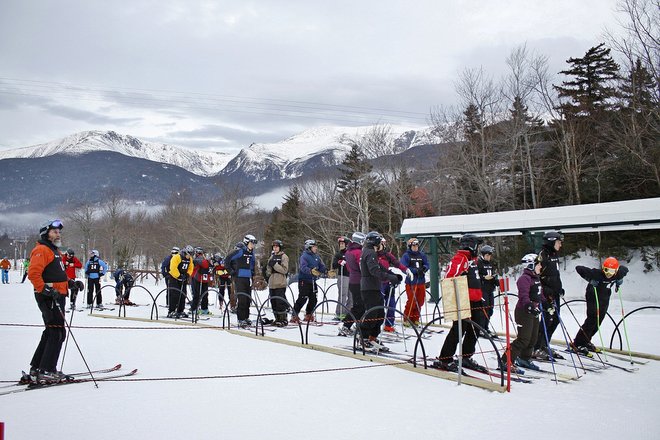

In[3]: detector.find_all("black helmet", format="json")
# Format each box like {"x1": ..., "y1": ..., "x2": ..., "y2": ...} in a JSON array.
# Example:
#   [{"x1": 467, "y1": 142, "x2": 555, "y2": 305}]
[
  {"x1": 39, "y1": 219, "x2": 63, "y2": 240},
  {"x1": 459, "y1": 234, "x2": 482, "y2": 256},
  {"x1": 66, "y1": 248, "x2": 75, "y2": 256},
  {"x1": 194, "y1": 247, "x2": 204, "y2": 255},
  {"x1": 543, "y1": 231, "x2": 564, "y2": 245},
  {"x1": 304, "y1": 239, "x2": 317, "y2": 250},
  {"x1": 364, "y1": 231, "x2": 383, "y2": 247},
  {"x1": 272, "y1": 240, "x2": 283, "y2": 249},
  {"x1": 480, "y1": 245, "x2": 494, "y2": 256}
]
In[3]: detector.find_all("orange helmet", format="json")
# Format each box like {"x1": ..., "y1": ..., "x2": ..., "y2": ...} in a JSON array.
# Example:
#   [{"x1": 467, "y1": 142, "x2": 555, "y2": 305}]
[{"x1": 602, "y1": 257, "x2": 619, "y2": 277}]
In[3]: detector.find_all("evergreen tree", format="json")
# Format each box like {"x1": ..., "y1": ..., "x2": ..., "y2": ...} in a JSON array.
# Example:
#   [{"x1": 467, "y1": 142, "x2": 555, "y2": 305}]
[{"x1": 263, "y1": 186, "x2": 304, "y2": 272}]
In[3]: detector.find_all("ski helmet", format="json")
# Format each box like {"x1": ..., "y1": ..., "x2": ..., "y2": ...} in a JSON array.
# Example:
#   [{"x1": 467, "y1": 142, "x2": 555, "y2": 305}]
[
  {"x1": 194, "y1": 246, "x2": 204, "y2": 255},
  {"x1": 272, "y1": 239, "x2": 283, "y2": 249},
  {"x1": 39, "y1": 219, "x2": 63, "y2": 240},
  {"x1": 459, "y1": 234, "x2": 482, "y2": 255},
  {"x1": 304, "y1": 239, "x2": 317, "y2": 250},
  {"x1": 351, "y1": 232, "x2": 366, "y2": 245},
  {"x1": 89, "y1": 249, "x2": 99, "y2": 258},
  {"x1": 182, "y1": 245, "x2": 194, "y2": 255},
  {"x1": 243, "y1": 234, "x2": 257, "y2": 245},
  {"x1": 364, "y1": 231, "x2": 383, "y2": 247},
  {"x1": 480, "y1": 245, "x2": 495, "y2": 256},
  {"x1": 407, "y1": 238, "x2": 420, "y2": 248},
  {"x1": 543, "y1": 231, "x2": 564, "y2": 246},
  {"x1": 521, "y1": 253, "x2": 539, "y2": 271},
  {"x1": 337, "y1": 236, "x2": 351, "y2": 245},
  {"x1": 66, "y1": 248, "x2": 75, "y2": 256},
  {"x1": 602, "y1": 257, "x2": 619, "y2": 277},
  {"x1": 171, "y1": 246, "x2": 180, "y2": 254},
  {"x1": 213, "y1": 252, "x2": 223, "y2": 262}
]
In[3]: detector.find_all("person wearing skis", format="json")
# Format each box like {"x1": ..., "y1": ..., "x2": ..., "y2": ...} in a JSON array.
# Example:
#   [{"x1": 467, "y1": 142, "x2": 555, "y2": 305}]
[
  {"x1": 400, "y1": 237, "x2": 429, "y2": 327},
  {"x1": 477, "y1": 245, "x2": 499, "y2": 337},
  {"x1": 571, "y1": 257, "x2": 629, "y2": 354},
  {"x1": 533, "y1": 231, "x2": 565, "y2": 360},
  {"x1": 501, "y1": 253, "x2": 543, "y2": 371},
  {"x1": 161, "y1": 246, "x2": 180, "y2": 306},
  {"x1": 291, "y1": 239, "x2": 327, "y2": 323},
  {"x1": 63, "y1": 249, "x2": 83, "y2": 310},
  {"x1": 226, "y1": 235, "x2": 257, "y2": 327},
  {"x1": 21, "y1": 258, "x2": 30, "y2": 283},
  {"x1": 84, "y1": 250, "x2": 107, "y2": 309},
  {"x1": 113, "y1": 266, "x2": 135, "y2": 305},
  {"x1": 167, "y1": 245, "x2": 194, "y2": 318},
  {"x1": 190, "y1": 247, "x2": 212, "y2": 315},
  {"x1": 435, "y1": 234, "x2": 488, "y2": 373},
  {"x1": 378, "y1": 238, "x2": 411, "y2": 332},
  {"x1": 359, "y1": 231, "x2": 402, "y2": 350},
  {"x1": 266, "y1": 240, "x2": 289, "y2": 326},
  {"x1": 338, "y1": 232, "x2": 366, "y2": 336},
  {"x1": 26, "y1": 219, "x2": 72, "y2": 383},
  {"x1": 332, "y1": 236, "x2": 352, "y2": 321},
  {"x1": 0, "y1": 256, "x2": 11, "y2": 283},
  {"x1": 211, "y1": 253, "x2": 233, "y2": 312}
]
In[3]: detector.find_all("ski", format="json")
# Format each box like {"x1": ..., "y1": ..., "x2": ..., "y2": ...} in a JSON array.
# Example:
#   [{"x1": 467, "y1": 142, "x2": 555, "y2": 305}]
[
  {"x1": 1, "y1": 364, "x2": 122, "y2": 389},
  {"x1": 599, "y1": 352, "x2": 648, "y2": 365},
  {"x1": 0, "y1": 368, "x2": 137, "y2": 397},
  {"x1": 534, "y1": 357, "x2": 604, "y2": 373},
  {"x1": 524, "y1": 367, "x2": 576, "y2": 382},
  {"x1": 564, "y1": 350, "x2": 639, "y2": 372}
]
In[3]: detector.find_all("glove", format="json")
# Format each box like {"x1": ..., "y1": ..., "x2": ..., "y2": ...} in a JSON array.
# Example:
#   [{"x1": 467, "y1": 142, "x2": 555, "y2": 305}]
[
  {"x1": 388, "y1": 273, "x2": 403, "y2": 285},
  {"x1": 327, "y1": 269, "x2": 337, "y2": 278},
  {"x1": 311, "y1": 268, "x2": 321, "y2": 277},
  {"x1": 68, "y1": 279, "x2": 76, "y2": 289},
  {"x1": 526, "y1": 303, "x2": 540, "y2": 316},
  {"x1": 546, "y1": 305, "x2": 556, "y2": 315},
  {"x1": 406, "y1": 268, "x2": 414, "y2": 281},
  {"x1": 41, "y1": 286, "x2": 59, "y2": 299},
  {"x1": 589, "y1": 279, "x2": 600, "y2": 287},
  {"x1": 615, "y1": 279, "x2": 623, "y2": 287},
  {"x1": 419, "y1": 267, "x2": 427, "y2": 276},
  {"x1": 75, "y1": 280, "x2": 85, "y2": 290},
  {"x1": 559, "y1": 288, "x2": 565, "y2": 297},
  {"x1": 268, "y1": 259, "x2": 276, "y2": 268},
  {"x1": 338, "y1": 259, "x2": 346, "y2": 267}
]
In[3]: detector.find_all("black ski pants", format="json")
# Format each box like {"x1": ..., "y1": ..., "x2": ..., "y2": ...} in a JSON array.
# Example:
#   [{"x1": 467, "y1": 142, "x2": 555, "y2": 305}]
[
  {"x1": 190, "y1": 279, "x2": 209, "y2": 311},
  {"x1": 574, "y1": 289, "x2": 611, "y2": 347},
  {"x1": 167, "y1": 278, "x2": 187, "y2": 314},
  {"x1": 30, "y1": 293, "x2": 66, "y2": 372},
  {"x1": 269, "y1": 287, "x2": 288, "y2": 320},
  {"x1": 293, "y1": 280, "x2": 317, "y2": 316},
  {"x1": 217, "y1": 278, "x2": 232, "y2": 308},
  {"x1": 439, "y1": 300, "x2": 482, "y2": 361},
  {"x1": 535, "y1": 296, "x2": 561, "y2": 350},
  {"x1": 86, "y1": 278, "x2": 101, "y2": 306},
  {"x1": 360, "y1": 288, "x2": 385, "y2": 339},
  {"x1": 342, "y1": 283, "x2": 363, "y2": 330},
  {"x1": 504, "y1": 307, "x2": 540, "y2": 363},
  {"x1": 69, "y1": 284, "x2": 80, "y2": 307},
  {"x1": 234, "y1": 277, "x2": 252, "y2": 321}
]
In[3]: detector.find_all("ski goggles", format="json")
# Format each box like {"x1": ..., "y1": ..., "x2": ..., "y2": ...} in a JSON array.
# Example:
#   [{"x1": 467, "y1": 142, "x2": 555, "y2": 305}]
[
  {"x1": 49, "y1": 219, "x2": 63, "y2": 229},
  {"x1": 603, "y1": 267, "x2": 618, "y2": 277},
  {"x1": 409, "y1": 240, "x2": 420, "y2": 246}
]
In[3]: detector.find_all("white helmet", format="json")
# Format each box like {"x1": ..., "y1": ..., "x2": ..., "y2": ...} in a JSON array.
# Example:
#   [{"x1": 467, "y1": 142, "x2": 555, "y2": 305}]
[
  {"x1": 90, "y1": 249, "x2": 99, "y2": 257},
  {"x1": 351, "y1": 232, "x2": 366, "y2": 245},
  {"x1": 243, "y1": 234, "x2": 257, "y2": 245},
  {"x1": 521, "y1": 253, "x2": 539, "y2": 271}
]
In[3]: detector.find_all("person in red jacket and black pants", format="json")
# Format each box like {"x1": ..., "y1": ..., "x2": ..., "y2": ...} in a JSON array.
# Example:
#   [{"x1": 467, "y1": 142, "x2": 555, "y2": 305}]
[
  {"x1": 191, "y1": 247, "x2": 213, "y2": 317},
  {"x1": 435, "y1": 234, "x2": 488, "y2": 374},
  {"x1": 63, "y1": 248, "x2": 83, "y2": 310}
]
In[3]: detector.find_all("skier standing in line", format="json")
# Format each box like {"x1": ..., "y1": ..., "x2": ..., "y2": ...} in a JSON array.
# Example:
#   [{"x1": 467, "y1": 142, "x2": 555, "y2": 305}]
[
  {"x1": 533, "y1": 231, "x2": 566, "y2": 360},
  {"x1": 21, "y1": 258, "x2": 30, "y2": 283},
  {"x1": 226, "y1": 235, "x2": 257, "y2": 327},
  {"x1": 500, "y1": 253, "x2": 543, "y2": 371},
  {"x1": 377, "y1": 238, "x2": 411, "y2": 333},
  {"x1": 570, "y1": 257, "x2": 629, "y2": 354},
  {"x1": 84, "y1": 250, "x2": 107, "y2": 309},
  {"x1": 190, "y1": 247, "x2": 212, "y2": 315},
  {"x1": 434, "y1": 234, "x2": 488, "y2": 373},
  {"x1": 338, "y1": 232, "x2": 366, "y2": 336},
  {"x1": 26, "y1": 219, "x2": 72, "y2": 383},
  {"x1": 167, "y1": 245, "x2": 194, "y2": 318},
  {"x1": 63, "y1": 249, "x2": 83, "y2": 310},
  {"x1": 161, "y1": 246, "x2": 179, "y2": 307},
  {"x1": 291, "y1": 239, "x2": 327, "y2": 323},
  {"x1": 212, "y1": 253, "x2": 233, "y2": 312},
  {"x1": 331, "y1": 236, "x2": 352, "y2": 321},
  {"x1": 400, "y1": 237, "x2": 429, "y2": 327},
  {"x1": 477, "y1": 245, "x2": 499, "y2": 337},
  {"x1": 266, "y1": 240, "x2": 289, "y2": 326}
]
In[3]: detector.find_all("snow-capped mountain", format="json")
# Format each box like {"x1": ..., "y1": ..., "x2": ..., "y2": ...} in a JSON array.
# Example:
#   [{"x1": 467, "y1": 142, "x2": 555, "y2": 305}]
[{"x1": 0, "y1": 130, "x2": 232, "y2": 177}]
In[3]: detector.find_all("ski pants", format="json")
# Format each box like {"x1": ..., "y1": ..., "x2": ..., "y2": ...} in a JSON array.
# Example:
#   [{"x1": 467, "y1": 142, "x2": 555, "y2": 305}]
[
  {"x1": 87, "y1": 278, "x2": 101, "y2": 306},
  {"x1": 30, "y1": 292, "x2": 66, "y2": 372},
  {"x1": 115, "y1": 282, "x2": 133, "y2": 300},
  {"x1": 381, "y1": 283, "x2": 397, "y2": 327},
  {"x1": 403, "y1": 282, "x2": 426, "y2": 322},
  {"x1": 293, "y1": 279, "x2": 317, "y2": 316},
  {"x1": 269, "y1": 287, "x2": 288, "y2": 321},
  {"x1": 439, "y1": 300, "x2": 483, "y2": 361},
  {"x1": 69, "y1": 284, "x2": 80, "y2": 307},
  {"x1": 505, "y1": 307, "x2": 540, "y2": 363},
  {"x1": 2, "y1": 269, "x2": 9, "y2": 283},
  {"x1": 535, "y1": 296, "x2": 561, "y2": 351},
  {"x1": 167, "y1": 278, "x2": 187, "y2": 314},
  {"x1": 335, "y1": 275, "x2": 352, "y2": 317},
  {"x1": 361, "y1": 288, "x2": 385, "y2": 339},
  {"x1": 234, "y1": 277, "x2": 252, "y2": 321},
  {"x1": 217, "y1": 278, "x2": 232, "y2": 309},
  {"x1": 574, "y1": 289, "x2": 611, "y2": 347},
  {"x1": 342, "y1": 283, "x2": 363, "y2": 330},
  {"x1": 22, "y1": 271, "x2": 28, "y2": 283},
  {"x1": 190, "y1": 279, "x2": 209, "y2": 311}
]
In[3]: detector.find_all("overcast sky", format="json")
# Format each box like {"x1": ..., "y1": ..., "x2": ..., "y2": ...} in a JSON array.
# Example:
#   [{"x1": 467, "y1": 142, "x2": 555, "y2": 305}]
[{"x1": 0, "y1": 0, "x2": 625, "y2": 154}]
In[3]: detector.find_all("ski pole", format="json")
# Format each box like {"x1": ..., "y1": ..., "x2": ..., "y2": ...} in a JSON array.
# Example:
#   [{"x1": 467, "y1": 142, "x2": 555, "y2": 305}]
[
  {"x1": 592, "y1": 286, "x2": 608, "y2": 361},
  {"x1": 538, "y1": 301, "x2": 558, "y2": 384},
  {"x1": 54, "y1": 299, "x2": 98, "y2": 387},
  {"x1": 561, "y1": 300, "x2": 607, "y2": 368},
  {"x1": 615, "y1": 285, "x2": 634, "y2": 364},
  {"x1": 59, "y1": 296, "x2": 76, "y2": 371},
  {"x1": 556, "y1": 312, "x2": 586, "y2": 374}
]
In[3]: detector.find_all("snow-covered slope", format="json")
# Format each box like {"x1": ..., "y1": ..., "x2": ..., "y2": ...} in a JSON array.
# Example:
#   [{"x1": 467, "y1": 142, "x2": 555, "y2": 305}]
[{"x1": 0, "y1": 131, "x2": 232, "y2": 177}]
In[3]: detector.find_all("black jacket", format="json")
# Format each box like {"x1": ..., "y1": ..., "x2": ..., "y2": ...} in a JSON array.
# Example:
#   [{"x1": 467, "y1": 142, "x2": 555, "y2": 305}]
[
  {"x1": 576, "y1": 265, "x2": 629, "y2": 297},
  {"x1": 360, "y1": 246, "x2": 398, "y2": 291},
  {"x1": 538, "y1": 245, "x2": 563, "y2": 301}
]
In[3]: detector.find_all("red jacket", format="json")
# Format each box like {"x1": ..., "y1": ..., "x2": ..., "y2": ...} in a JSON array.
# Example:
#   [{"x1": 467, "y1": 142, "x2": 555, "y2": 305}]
[
  {"x1": 63, "y1": 255, "x2": 83, "y2": 279},
  {"x1": 445, "y1": 249, "x2": 482, "y2": 302}
]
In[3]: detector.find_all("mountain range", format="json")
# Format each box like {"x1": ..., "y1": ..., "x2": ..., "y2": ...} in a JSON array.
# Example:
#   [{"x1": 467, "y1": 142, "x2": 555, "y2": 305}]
[{"x1": 0, "y1": 127, "x2": 439, "y2": 212}]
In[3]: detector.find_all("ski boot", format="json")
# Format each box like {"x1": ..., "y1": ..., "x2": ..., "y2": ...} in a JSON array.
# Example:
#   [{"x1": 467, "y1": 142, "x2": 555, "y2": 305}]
[
  {"x1": 515, "y1": 357, "x2": 540, "y2": 371},
  {"x1": 462, "y1": 356, "x2": 488, "y2": 374}
]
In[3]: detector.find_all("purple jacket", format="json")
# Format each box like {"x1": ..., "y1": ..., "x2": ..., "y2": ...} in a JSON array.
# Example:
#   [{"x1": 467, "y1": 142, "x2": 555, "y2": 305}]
[
  {"x1": 516, "y1": 268, "x2": 542, "y2": 313},
  {"x1": 345, "y1": 242, "x2": 362, "y2": 285}
]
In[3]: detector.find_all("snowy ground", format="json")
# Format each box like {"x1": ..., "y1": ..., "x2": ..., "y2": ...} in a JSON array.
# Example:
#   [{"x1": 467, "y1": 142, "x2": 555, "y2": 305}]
[{"x1": 1, "y1": 262, "x2": 659, "y2": 440}]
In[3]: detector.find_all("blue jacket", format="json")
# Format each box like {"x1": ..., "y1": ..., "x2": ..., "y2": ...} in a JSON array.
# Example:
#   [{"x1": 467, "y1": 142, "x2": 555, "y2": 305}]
[
  {"x1": 226, "y1": 246, "x2": 255, "y2": 279},
  {"x1": 85, "y1": 256, "x2": 108, "y2": 279},
  {"x1": 401, "y1": 250, "x2": 429, "y2": 285},
  {"x1": 298, "y1": 250, "x2": 327, "y2": 282},
  {"x1": 161, "y1": 255, "x2": 172, "y2": 277}
]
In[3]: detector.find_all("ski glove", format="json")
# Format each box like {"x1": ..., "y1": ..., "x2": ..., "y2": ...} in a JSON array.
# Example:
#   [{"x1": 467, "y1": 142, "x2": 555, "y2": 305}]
[
  {"x1": 388, "y1": 273, "x2": 403, "y2": 285},
  {"x1": 311, "y1": 268, "x2": 322, "y2": 277},
  {"x1": 615, "y1": 279, "x2": 624, "y2": 287},
  {"x1": 338, "y1": 259, "x2": 346, "y2": 267},
  {"x1": 41, "y1": 286, "x2": 59, "y2": 299},
  {"x1": 589, "y1": 279, "x2": 600, "y2": 287},
  {"x1": 406, "y1": 268, "x2": 414, "y2": 281},
  {"x1": 268, "y1": 259, "x2": 276, "y2": 268},
  {"x1": 526, "y1": 303, "x2": 540, "y2": 317}
]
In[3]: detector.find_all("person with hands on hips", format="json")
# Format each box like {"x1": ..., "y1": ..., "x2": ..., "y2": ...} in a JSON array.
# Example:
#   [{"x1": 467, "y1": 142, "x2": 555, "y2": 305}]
[{"x1": 570, "y1": 257, "x2": 629, "y2": 355}]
